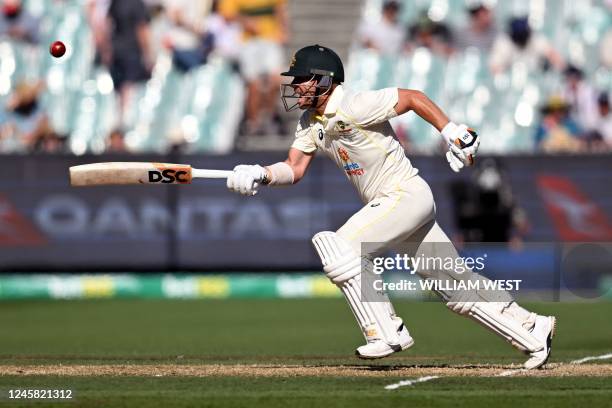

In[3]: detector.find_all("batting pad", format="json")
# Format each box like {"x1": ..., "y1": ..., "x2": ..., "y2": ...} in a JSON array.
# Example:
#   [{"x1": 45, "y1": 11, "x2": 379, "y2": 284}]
[
  {"x1": 440, "y1": 277, "x2": 541, "y2": 353},
  {"x1": 466, "y1": 302, "x2": 543, "y2": 353},
  {"x1": 312, "y1": 231, "x2": 400, "y2": 345}
]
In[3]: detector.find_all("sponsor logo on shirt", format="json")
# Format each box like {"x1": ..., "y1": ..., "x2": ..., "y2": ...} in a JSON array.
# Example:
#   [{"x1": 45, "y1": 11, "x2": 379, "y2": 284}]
[
  {"x1": 334, "y1": 120, "x2": 354, "y2": 133},
  {"x1": 338, "y1": 147, "x2": 364, "y2": 176}
]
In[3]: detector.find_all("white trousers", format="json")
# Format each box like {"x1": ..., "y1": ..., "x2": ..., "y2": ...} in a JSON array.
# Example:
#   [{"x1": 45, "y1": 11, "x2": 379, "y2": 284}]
[
  {"x1": 337, "y1": 174, "x2": 440, "y2": 258},
  {"x1": 336, "y1": 174, "x2": 512, "y2": 303}
]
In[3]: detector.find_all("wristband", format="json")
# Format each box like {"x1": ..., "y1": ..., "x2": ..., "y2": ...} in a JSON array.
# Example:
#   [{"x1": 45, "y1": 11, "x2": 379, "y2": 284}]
[
  {"x1": 266, "y1": 162, "x2": 295, "y2": 186},
  {"x1": 440, "y1": 121, "x2": 458, "y2": 145}
]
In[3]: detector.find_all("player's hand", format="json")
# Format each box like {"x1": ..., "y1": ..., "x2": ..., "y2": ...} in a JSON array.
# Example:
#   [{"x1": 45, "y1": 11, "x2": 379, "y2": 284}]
[
  {"x1": 226, "y1": 164, "x2": 267, "y2": 196},
  {"x1": 446, "y1": 149, "x2": 465, "y2": 173},
  {"x1": 443, "y1": 124, "x2": 480, "y2": 172}
]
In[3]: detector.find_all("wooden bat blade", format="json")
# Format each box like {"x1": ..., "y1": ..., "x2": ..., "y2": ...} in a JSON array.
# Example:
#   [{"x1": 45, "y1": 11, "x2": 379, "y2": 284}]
[{"x1": 69, "y1": 162, "x2": 193, "y2": 186}]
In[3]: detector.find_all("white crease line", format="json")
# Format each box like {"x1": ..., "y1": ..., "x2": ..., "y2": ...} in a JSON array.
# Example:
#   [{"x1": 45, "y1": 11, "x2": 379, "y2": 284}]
[
  {"x1": 385, "y1": 352, "x2": 612, "y2": 389},
  {"x1": 385, "y1": 375, "x2": 440, "y2": 390},
  {"x1": 570, "y1": 353, "x2": 612, "y2": 364},
  {"x1": 497, "y1": 352, "x2": 612, "y2": 378},
  {"x1": 496, "y1": 368, "x2": 526, "y2": 377}
]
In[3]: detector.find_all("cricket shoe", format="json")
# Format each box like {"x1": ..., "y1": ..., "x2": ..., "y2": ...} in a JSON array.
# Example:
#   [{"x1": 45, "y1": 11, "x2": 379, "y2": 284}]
[
  {"x1": 355, "y1": 323, "x2": 414, "y2": 359},
  {"x1": 524, "y1": 315, "x2": 556, "y2": 369}
]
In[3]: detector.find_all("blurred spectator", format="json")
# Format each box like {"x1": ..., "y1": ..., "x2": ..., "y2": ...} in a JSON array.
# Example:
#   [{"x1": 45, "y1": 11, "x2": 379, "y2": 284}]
[
  {"x1": 0, "y1": 81, "x2": 51, "y2": 152},
  {"x1": 219, "y1": 0, "x2": 288, "y2": 136},
  {"x1": 562, "y1": 65, "x2": 598, "y2": 133},
  {"x1": 165, "y1": 0, "x2": 241, "y2": 72},
  {"x1": 454, "y1": 2, "x2": 496, "y2": 52},
  {"x1": 162, "y1": 0, "x2": 215, "y2": 72},
  {"x1": 33, "y1": 131, "x2": 66, "y2": 153},
  {"x1": 204, "y1": 3, "x2": 241, "y2": 66},
  {"x1": 162, "y1": 0, "x2": 210, "y2": 49},
  {"x1": 85, "y1": 0, "x2": 112, "y2": 66},
  {"x1": 106, "y1": 128, "x2": 128, "y2": 152},
  {"x1": 107, "y1": 0, "x2": 153, "y2": 126},
  {"x1": 0, "y1": 0, "x2": 39, "y2": 43},
  {"x1": 450, "y1": 158, "x2": 529, "y2": 244},
  {"x1": 601, "y1": 28, "x2": 612, "y2": 69},
  {"x1": 535, "y1": 96, "x2": 583, "y2": 153},
  {"x1": 407, "y1": 12, "x2": 453, "y2": 57},
  {"x1": 591, "y1": 92, "x2": 612, "y2": 149},
  {"x1": 356, "y1": 0, "x2": 404, "y2": 55},
  {"x1": 489, "y1": 17, "x2": 564, "y2": 74},
  {"x1": 170, "y1": 32, "x2": 214, "y2": 72}
]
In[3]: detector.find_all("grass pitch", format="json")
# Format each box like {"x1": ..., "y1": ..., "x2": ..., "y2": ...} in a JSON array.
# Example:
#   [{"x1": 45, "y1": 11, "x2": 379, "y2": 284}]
[{"x1": 0, "y1": 299, "x2": 611, "y2": 407}]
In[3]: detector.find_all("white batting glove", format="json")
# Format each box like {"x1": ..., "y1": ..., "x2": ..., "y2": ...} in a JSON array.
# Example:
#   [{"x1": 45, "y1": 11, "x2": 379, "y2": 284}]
[
  {"x1": 226, "y1": 164, "x2": 267, "y2": 196},
  {"x1": 446, "y1": 149, "x2": 465, "y2": 173},
  {"x1": 442, "y1": 123, "x2": 480, "y2": 173}
]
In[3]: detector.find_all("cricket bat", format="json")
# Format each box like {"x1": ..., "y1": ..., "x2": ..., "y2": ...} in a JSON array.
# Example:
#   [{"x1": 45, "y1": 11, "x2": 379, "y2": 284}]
[{"x1": 69, "y1": 162, "x2": 232, "y2": 186}]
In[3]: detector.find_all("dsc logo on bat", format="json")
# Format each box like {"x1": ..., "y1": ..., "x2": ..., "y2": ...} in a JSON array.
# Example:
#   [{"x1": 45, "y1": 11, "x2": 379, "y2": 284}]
[{"x1": 148, "y1": 169, "x2": 189, "y2": 183}]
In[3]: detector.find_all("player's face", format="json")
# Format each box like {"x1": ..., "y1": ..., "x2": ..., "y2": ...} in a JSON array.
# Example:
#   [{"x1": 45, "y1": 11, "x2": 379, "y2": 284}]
[
  {"x1": 292, "y1": 77, "x2": 318, "y2": 109},
  {"x1": 280, "y1": 75, "x2": 319, "y2": 111}
]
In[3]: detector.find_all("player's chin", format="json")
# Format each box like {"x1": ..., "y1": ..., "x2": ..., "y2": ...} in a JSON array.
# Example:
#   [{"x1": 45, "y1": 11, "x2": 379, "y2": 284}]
[{"x1": 297, "y1": 99, "x2": 311, "y2": 109}]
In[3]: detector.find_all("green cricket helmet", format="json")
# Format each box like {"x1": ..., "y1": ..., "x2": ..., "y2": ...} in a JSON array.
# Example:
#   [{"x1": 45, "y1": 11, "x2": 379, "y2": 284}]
[{"x1": 280, "y1": 45, "x2": 345, "y2": 111}]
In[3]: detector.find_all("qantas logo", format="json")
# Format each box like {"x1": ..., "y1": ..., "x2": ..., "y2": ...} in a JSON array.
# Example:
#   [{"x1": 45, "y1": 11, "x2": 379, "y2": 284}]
[
  {"x1": 0, "y1": 195, "x2": 46, "y2": 246},
  {"x1": 537, "y1": 175, "x2": 612, "y2": 240}
]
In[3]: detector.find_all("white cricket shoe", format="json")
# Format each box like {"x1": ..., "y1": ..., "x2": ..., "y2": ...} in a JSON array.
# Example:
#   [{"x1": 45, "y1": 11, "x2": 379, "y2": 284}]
[
  {"x1": 355, "y1": 323, "x2": 414, "y2": 359},
  {"x1": 524, "y1": 315, "x2": 556, "y2": 369}
]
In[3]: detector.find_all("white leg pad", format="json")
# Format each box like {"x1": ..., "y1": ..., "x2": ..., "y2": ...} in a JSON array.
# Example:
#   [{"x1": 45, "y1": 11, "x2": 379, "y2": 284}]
[
  {"x1": 462, "y1": 302, "x2": 543, "y2": 353},
  {"x1": 312, "y1": 231, "x2": 400, "y2": 345}
]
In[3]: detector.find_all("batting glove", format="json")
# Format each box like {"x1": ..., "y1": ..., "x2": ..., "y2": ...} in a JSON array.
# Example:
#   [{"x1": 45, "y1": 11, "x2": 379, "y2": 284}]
[
  {"x1": 226, "y1": 164, "x2": 267, "y2": 196},
  {"x1": 442, "y1": 122, "x2": 480, "y2": 173}
]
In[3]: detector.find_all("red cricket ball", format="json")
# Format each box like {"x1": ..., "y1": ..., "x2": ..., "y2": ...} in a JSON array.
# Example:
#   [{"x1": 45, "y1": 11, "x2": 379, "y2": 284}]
[{"x1": 50, "y1": 41, "x2": 66, "y2": 58}]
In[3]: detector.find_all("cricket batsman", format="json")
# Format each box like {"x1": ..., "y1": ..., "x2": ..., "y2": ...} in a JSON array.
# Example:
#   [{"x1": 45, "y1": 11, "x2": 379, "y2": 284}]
[{"x1": 226, "y1": 45, "x2": 556, "y2": 369}]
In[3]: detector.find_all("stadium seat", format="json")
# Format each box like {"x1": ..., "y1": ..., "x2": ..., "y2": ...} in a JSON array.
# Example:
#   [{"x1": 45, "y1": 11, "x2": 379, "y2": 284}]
[{"x1": 354, "y1": 0, "x2": 611, "y2": 153}]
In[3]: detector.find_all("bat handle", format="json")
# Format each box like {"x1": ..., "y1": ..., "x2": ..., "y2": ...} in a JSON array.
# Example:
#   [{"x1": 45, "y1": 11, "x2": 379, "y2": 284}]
[{"x1": 191, "y1": 169, "x2": 233, "y2": 179}]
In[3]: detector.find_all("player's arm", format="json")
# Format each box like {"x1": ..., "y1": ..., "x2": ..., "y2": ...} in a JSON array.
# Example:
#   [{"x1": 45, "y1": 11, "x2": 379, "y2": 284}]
[
  {"x1": 228, "y1": 112, "x2": 317, "y2": 195},
  {"x1": 261, "y1": 147, "x2": 314, "y2": 185},
  {"x1": 279, "y1": 147, "x2": 314, "y2": 183},
  {"x1": 395, "y1": 89, "x2": 480, "y2": 172},
  {"x1": 226, "y1": 148, "x2": 315, "y2": 196},
  {"x1": 394, "y1": 89, "x2": 450, "y2": 131}
]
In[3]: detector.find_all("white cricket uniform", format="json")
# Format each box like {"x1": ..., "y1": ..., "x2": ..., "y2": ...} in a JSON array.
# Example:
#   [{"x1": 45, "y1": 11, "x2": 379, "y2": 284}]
[
  {"x1": 291, "y1": 85, "x2": 450, "y2": 257},
  {"x1": 297, "y1": 86, "x2": 540, "y2": 361}
]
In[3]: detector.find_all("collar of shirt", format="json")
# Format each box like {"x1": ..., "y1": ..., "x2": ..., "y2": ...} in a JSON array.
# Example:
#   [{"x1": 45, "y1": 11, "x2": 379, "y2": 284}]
[
  {"x1": 324, "y1": 84, "x2": 344, "y2": 117},
  {"x1": 311, "y1": 84, "x2": 344, "y2": 125}
]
